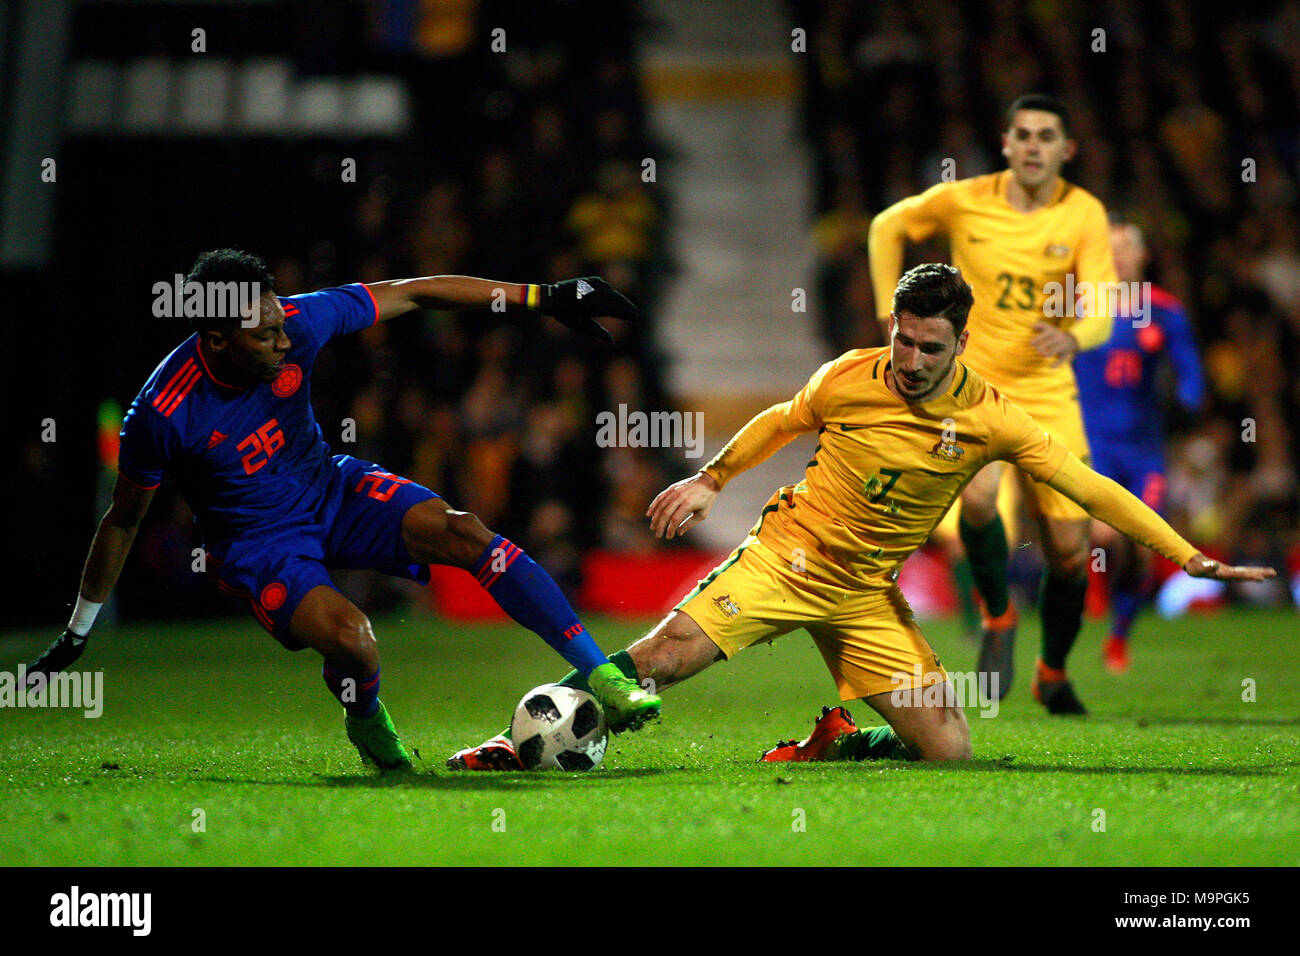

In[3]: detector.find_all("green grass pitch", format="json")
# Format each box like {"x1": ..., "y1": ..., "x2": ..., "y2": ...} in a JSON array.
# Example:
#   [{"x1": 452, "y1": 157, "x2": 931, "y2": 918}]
[{"x1": 2, "y1": 606, "x2": 1297, "y2": 866}]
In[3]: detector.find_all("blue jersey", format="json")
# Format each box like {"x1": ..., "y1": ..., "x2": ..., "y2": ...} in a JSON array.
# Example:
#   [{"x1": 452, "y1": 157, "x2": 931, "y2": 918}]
[
  {"x1": 118, "y1": 284, "x2": 379, "y2": 550},
  {"x1": 1074, "y1": 285, "x2": 1205, "y2": 451}
]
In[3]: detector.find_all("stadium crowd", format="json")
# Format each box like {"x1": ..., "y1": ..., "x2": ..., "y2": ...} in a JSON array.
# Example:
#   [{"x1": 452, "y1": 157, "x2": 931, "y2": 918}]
[
  {"x1": 285, "y1": 0, "x2": 678, "y2": 607},
  {"x1": 14, "y1": 0, "x2": 1296, "y2": 628},
  {"x1": 12, "y1": 0, "x2": 676, "y2": 624},
  {"x1": 793, "y1": 0, "x2": 1300, "y2": 605}
]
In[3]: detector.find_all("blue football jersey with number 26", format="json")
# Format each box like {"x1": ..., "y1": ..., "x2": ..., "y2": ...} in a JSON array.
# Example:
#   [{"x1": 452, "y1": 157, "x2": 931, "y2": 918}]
[{"x1": 117, "y1": 284, "x2": 379, "y2": 549}]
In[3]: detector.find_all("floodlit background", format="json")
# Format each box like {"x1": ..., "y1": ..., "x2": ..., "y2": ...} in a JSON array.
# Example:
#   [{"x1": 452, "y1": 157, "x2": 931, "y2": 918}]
[{"x1": 1, "y1": 0, "x2": 1296, "y2": 633}]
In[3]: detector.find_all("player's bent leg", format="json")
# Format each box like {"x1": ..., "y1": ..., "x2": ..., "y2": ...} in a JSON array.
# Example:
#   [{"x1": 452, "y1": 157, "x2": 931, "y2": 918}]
[
  {"x1": 1033, "y1": 515, "x2": 1091, "y2": 715},
  {"x1": 401, "y1": 498, "x2": 661, "y2": 724},
  {"x1": 289, "y1": 584, "x2": 380, "y2": 673},
  {"x1": 1040, "y1": 515, "x2": 1090, "y2": 580},
  {"x1": 576, "y1": 609, "x2": 711, "y2": 730},
  {"x1": 289, "y1": 585, "x2": 411, "y2": 771},
  {"x1": 858, "y1": 685, "x2": 972, "y2": 762},
  {"x1": 625, "y1": 610, "x2": 725, "y2": 693},
  {"x1": 400, "y1": 497, "x2": 493, "y2": 568}
]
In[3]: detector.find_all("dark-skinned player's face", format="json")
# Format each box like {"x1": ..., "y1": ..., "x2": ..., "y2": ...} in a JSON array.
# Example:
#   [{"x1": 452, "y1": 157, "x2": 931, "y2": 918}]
[
  {"x1": 889, "y1": 311, "x2": 969, "y2": 403},
  {"x1": 205, "y1": 293, "x2": 290, "y2": 384},
  {"x1": 1001, "y1": 109, "x2": 1075, "y2": 190}
]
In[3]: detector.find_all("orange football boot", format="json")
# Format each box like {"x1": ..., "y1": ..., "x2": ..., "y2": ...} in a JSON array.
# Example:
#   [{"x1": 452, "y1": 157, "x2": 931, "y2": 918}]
[
  {"x1": 759, "y1": 706, "x2": 858, "y2": 762},
  {"x1": 1102, "y1": 635, "x2": 1131, "y2": 674},
  {"x1": 447, "y1": 733, "x2": 522, "y2": 770}
]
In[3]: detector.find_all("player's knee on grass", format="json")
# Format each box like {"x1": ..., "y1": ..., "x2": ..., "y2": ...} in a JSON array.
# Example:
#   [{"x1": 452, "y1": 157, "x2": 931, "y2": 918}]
[
  {"x1": 907, "y1": 706, "x2": 972, "y2": 762},
  {"x1": 919, "y1": 729, "x2": 972, "y2": 762},
  {"x1": 869, "y1": 686, "x2": 972, "y2": 762}
]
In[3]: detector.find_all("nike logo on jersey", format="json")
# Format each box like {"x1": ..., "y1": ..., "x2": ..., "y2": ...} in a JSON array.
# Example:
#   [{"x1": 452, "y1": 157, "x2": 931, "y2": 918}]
[
  {"x1": 206, "y1": 430, "x2": 228, "y2": 449},
  {"x1": 839, "y1": 423, "x2": 870, "y2": 431},
  {"x1": 576, "y1": 279, "x2": 594, "y2": 298}
]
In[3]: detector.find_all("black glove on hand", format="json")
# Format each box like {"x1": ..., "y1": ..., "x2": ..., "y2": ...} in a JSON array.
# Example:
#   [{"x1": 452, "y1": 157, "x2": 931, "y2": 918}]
[
  {"x1": 26, "y1": 628, "x2": 88, "y2": 685},
  {"x1": 539, "y1": 277, "x2": 639, "y2": 344}
]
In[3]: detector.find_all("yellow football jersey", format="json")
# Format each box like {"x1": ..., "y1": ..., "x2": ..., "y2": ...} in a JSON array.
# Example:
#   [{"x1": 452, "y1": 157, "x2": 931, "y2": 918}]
[
  {"x1": 703, "y1": 348, "x2": 1068, "y2": 590},
  {"x1": 868, "y1": 172, "x2": 1117, "y2": 404}
]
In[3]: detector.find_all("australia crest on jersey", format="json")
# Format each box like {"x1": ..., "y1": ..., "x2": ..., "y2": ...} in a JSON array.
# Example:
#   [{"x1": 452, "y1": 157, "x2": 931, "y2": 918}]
[
  {"x1": 928, "y1": 438, "x2": 965, "y2": 463},
  {"x1": 712, "y1": 593, "x2": 741, "y2": 618}
]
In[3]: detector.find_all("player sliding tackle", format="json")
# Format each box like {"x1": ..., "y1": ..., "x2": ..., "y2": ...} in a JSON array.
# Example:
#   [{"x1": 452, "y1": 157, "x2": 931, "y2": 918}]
[
  {"x1": 450, "y1": 263, "x2": 1273, "y2": 769},
  {"x1": 22, "y1": 249, "x2": 659, "y2": 771}
]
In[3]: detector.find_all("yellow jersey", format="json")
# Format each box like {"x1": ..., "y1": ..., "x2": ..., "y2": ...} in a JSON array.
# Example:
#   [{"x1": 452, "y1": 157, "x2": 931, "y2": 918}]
[
  {"x1": 703, "y1": 348, "x2": 1196, "y2": 590},
  {"x1": 868, "y1": 172, "x2": 1117, "y2": 404}
]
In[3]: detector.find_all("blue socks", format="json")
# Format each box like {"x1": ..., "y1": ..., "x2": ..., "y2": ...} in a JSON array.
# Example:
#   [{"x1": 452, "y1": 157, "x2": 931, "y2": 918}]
[
  {"x1": 1110, "y1": 588, "x2": 1143, "y2": 640},
  {"x1": 472, "y1": 535, "x2": 609, "y2": 676},
  {"x1": 323, "y1": 663, "x2": 381, "y2": 718}
]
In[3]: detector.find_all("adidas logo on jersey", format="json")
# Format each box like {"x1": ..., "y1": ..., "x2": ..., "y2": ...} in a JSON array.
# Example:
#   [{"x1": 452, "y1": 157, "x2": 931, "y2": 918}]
[
  {"x1": 576, "y1": 279, "x2": 594, "y2": 299},
  {"x1": 206, "y1": 431, "x2": 228, "y2": 449}
]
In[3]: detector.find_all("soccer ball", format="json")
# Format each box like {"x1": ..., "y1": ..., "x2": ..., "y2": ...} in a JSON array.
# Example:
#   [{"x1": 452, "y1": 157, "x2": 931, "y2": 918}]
[{"x1": 510, "y1": 684, "x2": 608, "y2": 771}]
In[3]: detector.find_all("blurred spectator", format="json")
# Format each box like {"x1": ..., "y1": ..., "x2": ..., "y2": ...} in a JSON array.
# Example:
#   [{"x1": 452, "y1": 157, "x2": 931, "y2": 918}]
[{"x1": 566, "y1": 160, "x2": 659, "y2": 267}]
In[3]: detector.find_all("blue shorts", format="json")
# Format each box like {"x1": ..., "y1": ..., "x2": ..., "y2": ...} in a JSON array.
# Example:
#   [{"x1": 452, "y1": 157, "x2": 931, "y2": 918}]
[
  {"x1": 1089, "y1": 442, "x2": 1167, "y2": 513},
  {"x1": 208, "y1": 455, "x2": 439, "y2": 649}
]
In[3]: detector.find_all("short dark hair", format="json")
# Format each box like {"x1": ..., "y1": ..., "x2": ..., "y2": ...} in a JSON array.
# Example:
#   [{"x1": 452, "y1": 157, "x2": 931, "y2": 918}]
[
  {"x1": 1005, "y1": 93, "x2": 1071, "y2": 138},
  {"x1": 184, "y1": 248, "x2": 275, "y2": 334},
  {"x1": 892, "y1": 263, "x2": 974, "y2": 336}
]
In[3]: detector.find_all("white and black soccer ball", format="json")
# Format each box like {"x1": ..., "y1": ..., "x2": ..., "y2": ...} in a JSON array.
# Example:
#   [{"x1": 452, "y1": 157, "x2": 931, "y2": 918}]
[{"x1": 510, "y1": 684, "x2": 608, "y2": 771}]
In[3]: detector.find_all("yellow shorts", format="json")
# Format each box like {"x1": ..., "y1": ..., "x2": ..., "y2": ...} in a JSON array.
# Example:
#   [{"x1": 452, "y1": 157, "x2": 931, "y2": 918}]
[{"x1": 675, "y1": 539, "x2": 947, "y2": 700}]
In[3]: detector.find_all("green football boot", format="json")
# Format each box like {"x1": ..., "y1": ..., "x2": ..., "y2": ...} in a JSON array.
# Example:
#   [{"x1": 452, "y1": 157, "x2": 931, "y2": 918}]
[
  {"x1": 587, "y1": 662, "x2": 662, "y2": 733},
  {"x1": 345, "y1": 700, "x2": 413, "y2": 770}
]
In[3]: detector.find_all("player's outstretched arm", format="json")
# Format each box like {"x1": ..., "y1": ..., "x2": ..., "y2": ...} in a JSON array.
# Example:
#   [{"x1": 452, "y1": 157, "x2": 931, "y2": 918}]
[
  {"x1": 26, "y1": 477, "x2": 155, "y2": 682},
  {"x1": 364, "y1": 275, "x2": 636, "y2": 343},
  {"x1": 1045, "y1": 453, "x2": 1275, "y2": 581},
  {"x1": 647, "y1": 396, "x2": 818, "y2": 539}
]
